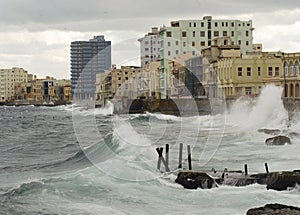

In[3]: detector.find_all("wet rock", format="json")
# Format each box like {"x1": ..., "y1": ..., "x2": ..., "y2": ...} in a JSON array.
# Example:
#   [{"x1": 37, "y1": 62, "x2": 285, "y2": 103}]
[
  {"x1": 175, "y1": 171, "x2": 217, "y2": 189},
  {"x1": 249, "y1": 173, "x2": 269, "y2": 185},
  {"x1": 288, "y1": 132, "x2": 300, "y2": 139},
  {"x1": 265, "y1": 135, "x2": 291, "y2": 145},
  {"x1": 247, "y1": 203, "x2": 300, "y2": 215},
  {"x1": 258, "y1": 128, "x2": 281, "y2": 135},
  {"x1": 223, "y1": 176, "x2": 258, "y2": 187},
  {"x1": 266, "y1": 171, "x2": 300, "y2": 191}
]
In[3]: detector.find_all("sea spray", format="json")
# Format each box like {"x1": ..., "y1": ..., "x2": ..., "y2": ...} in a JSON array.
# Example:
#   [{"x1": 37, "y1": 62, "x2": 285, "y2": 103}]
[{"x1": 228, "y1": 85, "x2": 288, "y2": 130}]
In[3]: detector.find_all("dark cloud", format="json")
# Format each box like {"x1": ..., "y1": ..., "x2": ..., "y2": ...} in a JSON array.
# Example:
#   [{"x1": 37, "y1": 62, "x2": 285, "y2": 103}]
[{"x1": 0, "y1": 0, "x2": 299, "y2": 31}]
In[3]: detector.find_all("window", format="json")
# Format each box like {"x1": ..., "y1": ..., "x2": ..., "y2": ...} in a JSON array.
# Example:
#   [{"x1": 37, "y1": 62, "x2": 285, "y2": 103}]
[
  {"x1": 192, "y1": 41, "x2": 195, "y2": 46},
  {"x1": 166, "y1": 31, "x2": 172, "y2": 37},
  {"x1": 175, "y1": 41, "x2": 179, "y2": 46},
  {"x1": 246, "y1": 41, "x2": 249, "y2": 46},
  {"x1": 193, "y1": 31, "x2": 195, "y2": 37},
  {"x1": 145, "y1": 48, "x2": 149, "y2": 51},
  {"x1": 231, "y1": 22, "x2": 234, "y2": 27},
  {"x1": 200, "y1": 41, "x2": 205, "y2": 46},
  {"x1": 215, "y1": 22, "x2": 218, "y2": 27},
  {"x1": 246, "y1": 31, "x2": 249, "y2": 37},
  {"x1": 200, "y1": 31, "x2": 205, "y2": 37},
  {"x1": 222, "y1": 22, "x2": 224, "y2": 27},
  {"x1": 192, "y1": 51, "x2": 195, "y2": 55},
  {"x1": 258, "y1": 67, "x2": 261, "y2": 76},
  {"x1": 214, "y1": 31, "x2": 219, "y2": 37},
  {"x1": 238, "y1": 67, "x2": 242, "y2": 76},
  {"x1": 231, "y1": 31, "x2": 234, "y2": 37},
  {"x1": 182, "y1": 31, "x2": 187, "y2": 37},
  {"x1": 268, "y1": 67, "x2": 273, "y2": 76},
  {"x1": 201, "y1": 22, "x2": 204, "y2": 27},
  {"x1": 223, "y1": 31, "x2": 227, "y2": 36},
  {"x1": 226, "y1": 22, "x2": 228, "y2": 27},
  {"x1": 168, "y1": 42, "x2": 171, "y2": 46},
  {"x1": 176, "y1": 50, "x2": 179, "y2": 55},
  {"x1": 118, "y1": 77, "x2": 121, "y2": 80},
  {"x1": 245, "y1": 87, "x2": 252, "y2": 95},
  {"x1": 189, "y1": 22, "x2": 191, "y2": 27},
  {"x1": 247, "y1": 23, "x2": 250, "y2": 26},
  {"x1": 275, "y1": 67, "x2": 280, "y2": 76},
  {"x1": 194, "y1": 22, "x2": 196, "y2": 27},
  {"x1": 247, "y1": 67, "x2": 251, "y2": 76},
  {"x1": 238, "y1": 40, "x2": 241, "y2": 45},
  {"x1": 168, "y1": 51, "x2": 171, "y2": 56},
  {"x1": 183, "y1": 42, "x2": 186, "y2": 47}
]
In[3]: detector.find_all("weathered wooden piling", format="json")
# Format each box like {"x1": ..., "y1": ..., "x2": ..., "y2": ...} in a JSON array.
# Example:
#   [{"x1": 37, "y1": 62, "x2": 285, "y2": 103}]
[
  {"x1": 165, "y1": 144, "x2": 169, "y2": 171},
  {"x1": 156, "y1": 147, "x2": 170, "y2": 172},
  {"x1": 265, "y1": 163, "x2": 269, "y2": 174},
  {"x1": 178, "y1": 143, "x2": 183, "y2": 169},
  {"x1": 244, "y1": 164, "x2": 248, "y2": 176},
  {"x1": 187, "y1": 145, "x2": 192, "y2": 170}
]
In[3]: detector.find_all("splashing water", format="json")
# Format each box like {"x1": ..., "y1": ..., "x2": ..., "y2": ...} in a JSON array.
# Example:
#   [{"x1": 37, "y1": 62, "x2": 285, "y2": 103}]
[{"x1": 227, "y1": 85, "x2": 289, "y2": 130}]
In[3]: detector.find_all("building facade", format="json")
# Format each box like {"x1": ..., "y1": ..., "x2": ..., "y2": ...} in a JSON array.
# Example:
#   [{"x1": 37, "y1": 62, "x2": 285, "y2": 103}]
[
  {"x1": 217, "y1": 52, "x2": 283, "y2": 98},
  {"x1": 70, "y1": 35, "x2": 111, "y2": 100},
  {"x1": 138, "y1": 27, "x2": 160, "y2": 68},
  {"x1": 159, "y1": 16, "x2": 254, "y2": 98},
  {"x1": 0, "y1": 67, "x2": 31, "y2": 102}
]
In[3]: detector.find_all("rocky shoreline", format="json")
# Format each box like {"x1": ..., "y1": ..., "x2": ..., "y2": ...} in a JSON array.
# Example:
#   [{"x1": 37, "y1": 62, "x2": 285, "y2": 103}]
[
  {"x1": 247, "y1": 204, "x2": 300, "y2": 215},
  {"x1": 175, "y1": 170, "x2": 300, "y2": 191}
]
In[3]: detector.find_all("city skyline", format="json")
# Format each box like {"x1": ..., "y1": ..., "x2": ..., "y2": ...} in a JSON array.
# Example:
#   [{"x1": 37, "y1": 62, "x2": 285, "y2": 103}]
[{"x1": 0, "y1": 0, "x2": 300, "y2": 79}]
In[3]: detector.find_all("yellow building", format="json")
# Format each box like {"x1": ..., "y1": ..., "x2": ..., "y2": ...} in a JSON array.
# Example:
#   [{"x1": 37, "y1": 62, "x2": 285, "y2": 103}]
[
  {"x1": 217, "y1": 52, "x2": 283, "y2": 98},
  {"x1": 282, "y1": 52, "x2": 300, "y2": 98}
]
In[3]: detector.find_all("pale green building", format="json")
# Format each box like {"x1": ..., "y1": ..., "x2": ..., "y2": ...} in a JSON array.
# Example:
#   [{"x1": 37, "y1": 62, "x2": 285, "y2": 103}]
[{"x1": 159, "y1": 16, "x2": 254, "y2": 98}]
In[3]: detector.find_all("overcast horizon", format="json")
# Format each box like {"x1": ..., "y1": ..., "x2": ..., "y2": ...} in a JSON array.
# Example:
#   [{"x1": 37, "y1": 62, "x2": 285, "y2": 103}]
[{"x1": 0, "y1": 0, "x2": 300, "y2": 79}]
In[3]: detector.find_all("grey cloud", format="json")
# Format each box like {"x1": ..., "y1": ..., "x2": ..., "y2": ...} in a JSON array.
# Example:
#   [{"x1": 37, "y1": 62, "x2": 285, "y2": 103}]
[{"x1": 0, "y1": 0, "x2": 299, "y2": 31}]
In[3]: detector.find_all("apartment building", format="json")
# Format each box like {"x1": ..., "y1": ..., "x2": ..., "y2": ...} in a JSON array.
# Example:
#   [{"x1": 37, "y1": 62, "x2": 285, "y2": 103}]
[
  {"x1": 138, "y1": 27, "x2": 161, "y2": 68},
  {"x1": 159, "y1": 16, "x2": 254, "y2": 98},
  {"x1": 0, "y1": 67, "x2": 32, "y2": 102},
  {"x1": 282, "y1": 52, "x2": 300, "y2": 98},
  {"x1": 70, "y1": 35, "x2": 111, "y2": 100}
]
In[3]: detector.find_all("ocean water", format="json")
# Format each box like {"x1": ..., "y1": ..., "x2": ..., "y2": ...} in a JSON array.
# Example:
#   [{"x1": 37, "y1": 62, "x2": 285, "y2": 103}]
[{"x1": 0, "y1": 85, "x2": 299, "y2": 215}]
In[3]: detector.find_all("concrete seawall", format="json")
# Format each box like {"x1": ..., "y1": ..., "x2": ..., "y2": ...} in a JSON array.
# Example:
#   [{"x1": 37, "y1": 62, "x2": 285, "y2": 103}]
[{"x1": 113, "y1": 97, "x2": 300, "y2": 116}]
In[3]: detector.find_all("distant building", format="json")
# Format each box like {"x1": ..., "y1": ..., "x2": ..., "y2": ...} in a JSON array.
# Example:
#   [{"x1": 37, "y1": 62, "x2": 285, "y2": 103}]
[
  {"x1": 159, "y1": 16, "x2": 254, "y2": 98},
  {"x1": 70, "y1": 35, "x2": 111, "y2": 100},
  {"x1": 138, "y1": 27, "x2": 160, "y2": 68},
  {"x1": 0, "y1": 67, "x2": 31, "y2": 102},
  {"x1": 282, "y1": 53, "x2": 300, "y2": 98}
]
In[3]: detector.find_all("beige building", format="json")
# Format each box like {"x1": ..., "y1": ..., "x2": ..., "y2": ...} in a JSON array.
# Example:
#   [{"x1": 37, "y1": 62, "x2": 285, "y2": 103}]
[
  {"x1": 0, "y1": 67, "x2": 32, "y2": 102},
  {"x1": 282, "y1": 52, "x2": 300, "y2": 98},
  {"x1": 217, "y1": 51, "x2": 283, "y2": 98}
]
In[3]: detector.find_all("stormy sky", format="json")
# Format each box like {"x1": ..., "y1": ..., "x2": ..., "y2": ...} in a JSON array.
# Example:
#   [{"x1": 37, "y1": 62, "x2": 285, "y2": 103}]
[{"x1": 0, "y1": 0, "x2": 300, "y2": 79}]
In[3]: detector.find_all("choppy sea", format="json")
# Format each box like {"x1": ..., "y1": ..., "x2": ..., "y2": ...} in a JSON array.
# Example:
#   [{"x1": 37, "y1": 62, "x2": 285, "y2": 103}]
[{"x1": 0, "y1": 85, "x2": 299, "y2": 215}]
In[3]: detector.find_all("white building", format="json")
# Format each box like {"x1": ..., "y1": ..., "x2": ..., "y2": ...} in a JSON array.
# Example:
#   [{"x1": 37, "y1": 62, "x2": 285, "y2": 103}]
[
  {"x1": 138, "y1": 27, "x2": 161, "y2": 68},
  {"x1": 0, "y1": 67, "x2": 31, "y2": 102},
  {"x1": 159, "y1": 16, "x2": 255, "y2": 98}
]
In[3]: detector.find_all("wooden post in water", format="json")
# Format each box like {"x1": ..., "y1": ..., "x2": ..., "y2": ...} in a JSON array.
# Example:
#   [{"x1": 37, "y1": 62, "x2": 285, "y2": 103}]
[
  {"x1": 165, "y1": 144, "x2": 169, "y2": 172},
  {"x1": 178, "y1": 143, "x2": 183, "y2": 169},
  {"x1": 156, "y1": 147, "x2": 163, "y2": 170},
  {"x1": 187, "y1": 145, "x2": 192, "y2": 170},
  {"x1": 244, "y1": 164, "x2": 248, "y2": 176},
  {"x1": 265, "y1": 163, "x2": 269, "y2": 174},
  {"x1": 156, "y1": 147, "x2": 170, "y2": 172}
]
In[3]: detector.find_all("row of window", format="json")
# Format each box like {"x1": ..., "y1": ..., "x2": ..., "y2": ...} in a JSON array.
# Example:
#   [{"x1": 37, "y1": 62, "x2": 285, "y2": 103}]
[
  {"x1": 187, "y1": 22, "x2": 251, "y2": 28},
  {"x1": 237, "y1": 66, "x2": 280, "y2": 77},
  {"x1": 167, "y1": 30, "x2": 249, "y2": 38}
]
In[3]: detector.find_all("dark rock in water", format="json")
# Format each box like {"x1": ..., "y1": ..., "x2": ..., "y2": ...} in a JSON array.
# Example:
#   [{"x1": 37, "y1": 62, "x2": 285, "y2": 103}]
[
  {"x1": 265, "y1": 135, "x2": 291, "y2": 145},
  {"x1": 258, "y1": 128, "x2": 281, "y2": 135},
  {"x1": 223, "y1": 176, "x2": 258, "y2": 187},
  {"x1": 250, "y1": 173, "x2": 269, "y2": 185},
  {"x1": 288, "y1": 132, "x2": 300, "y2": 139},
  {"x1": 247, "y1": 203, "x2": 300, "y2": 215},
  {"x1": 266, "y1": 171, "x2": 300, "y2": 191},
  {"x1": 175, "y1": 171, "x2": 217, "y2": 189}
]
